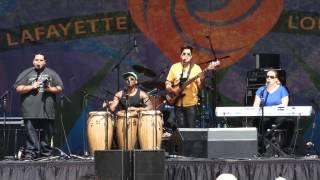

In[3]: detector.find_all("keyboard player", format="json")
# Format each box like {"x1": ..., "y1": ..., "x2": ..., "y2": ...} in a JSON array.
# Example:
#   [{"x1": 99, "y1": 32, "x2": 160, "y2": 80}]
[{"x1": 252, "y1": 69, "x2": 294, "y2": 155}]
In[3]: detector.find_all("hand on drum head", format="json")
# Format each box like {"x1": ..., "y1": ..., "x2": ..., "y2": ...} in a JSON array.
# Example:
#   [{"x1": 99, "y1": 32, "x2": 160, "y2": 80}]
[
  {"x1": 128, "y1": 106, "x2": 142, "y2": 112},
  {"x1": 102, "y1": 101, "x2": 113, "y2": 110}
]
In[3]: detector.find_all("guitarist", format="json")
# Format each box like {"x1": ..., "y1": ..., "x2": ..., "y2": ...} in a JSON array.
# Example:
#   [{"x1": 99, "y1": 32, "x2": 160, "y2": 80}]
[{"x1": 165, "y1": 45, "x2": 220, "y2": 128}]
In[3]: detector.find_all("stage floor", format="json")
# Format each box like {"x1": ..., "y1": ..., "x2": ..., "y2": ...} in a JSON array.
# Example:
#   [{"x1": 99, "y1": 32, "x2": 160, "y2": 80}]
[{"x1": 0, "y1": 156, "x2": 320, "y2": 180}]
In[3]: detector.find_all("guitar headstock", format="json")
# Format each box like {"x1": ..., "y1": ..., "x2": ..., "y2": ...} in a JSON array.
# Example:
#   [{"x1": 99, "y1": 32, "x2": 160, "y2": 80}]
[{"x1": 205, "y1": 60, "x2": 220, "y2": 71}]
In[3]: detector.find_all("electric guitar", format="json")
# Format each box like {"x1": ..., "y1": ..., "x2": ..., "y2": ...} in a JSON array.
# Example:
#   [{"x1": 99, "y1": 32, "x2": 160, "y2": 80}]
[{"x1": 165, "y1": 62, "x2": 219, "y2": 105}]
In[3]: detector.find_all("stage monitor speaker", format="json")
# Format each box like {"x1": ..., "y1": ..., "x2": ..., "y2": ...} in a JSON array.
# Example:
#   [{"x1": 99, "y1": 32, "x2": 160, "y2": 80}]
[
  {"x1": 207, "y1": 128, "x2": 257, "y2": 159},
  {"x1": 95, "y1": 150, "x2": 165, "y2": 180},
  {"x1": 170, "y1": 128, "x2": 208, "y2": 158},
  {"x1": 170, "y1": 128, "x2": 257, "y2": 159}
]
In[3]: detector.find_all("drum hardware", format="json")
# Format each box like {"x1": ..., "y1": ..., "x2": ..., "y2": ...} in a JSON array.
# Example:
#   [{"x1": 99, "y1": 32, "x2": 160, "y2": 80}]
[
  {"x1": 141, "y1": 81, "x2": 165, "y2": 90},
  {"x1": 131, "y1": 65, "x2": 156, "y2": 77}
]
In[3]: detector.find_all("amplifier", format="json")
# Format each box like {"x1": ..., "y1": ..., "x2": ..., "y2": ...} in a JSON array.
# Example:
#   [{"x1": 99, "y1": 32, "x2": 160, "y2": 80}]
[
  {"x1": 246, "y1": 69, "x2": 286, "y2": 86},
  {"x1": 254, "y1": 53, "x2": 280, "y2": 69}
]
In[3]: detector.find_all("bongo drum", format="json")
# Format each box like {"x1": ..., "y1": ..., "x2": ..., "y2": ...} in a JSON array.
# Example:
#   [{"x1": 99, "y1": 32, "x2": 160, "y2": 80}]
[
  {"x1": 138, "y1": 110, "x2": 163, "y2": 150},
  {"x1": 87, "y1": 111, "x2": 113, "y2": 155},
  {"x1": 116, "y1": 110, "x2": 138, "y2": 150}
]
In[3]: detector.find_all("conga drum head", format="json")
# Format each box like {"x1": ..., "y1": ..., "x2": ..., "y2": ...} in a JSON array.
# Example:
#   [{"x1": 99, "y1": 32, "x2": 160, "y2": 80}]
[
  {"x1": 89, "y1": 111, "x2": 111, "y2": 116},
  {"x1": 139, "y1": 110, "x2": 162, "y2": 116},
  {"x1": 116, "y1": 110, "x2": 138, "y2": 117}
]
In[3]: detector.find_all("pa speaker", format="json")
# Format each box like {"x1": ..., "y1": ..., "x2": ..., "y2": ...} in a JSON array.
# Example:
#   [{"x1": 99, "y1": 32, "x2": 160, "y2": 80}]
[
  {"x1": 95, "y1": 150, "x2": 131, "y2": 180},
  {"x1": 170, "y1": 128, "x2": 257, "y2": 159},
  {"x1": 170, "y1": 128, "x2": 208, "y2": 158},
  {"x1": 95, "y1": 150, "x2": 165, "y2": 180},
  {"x1": 133, "y1": 150, "x2": 165, "y2": 180}
]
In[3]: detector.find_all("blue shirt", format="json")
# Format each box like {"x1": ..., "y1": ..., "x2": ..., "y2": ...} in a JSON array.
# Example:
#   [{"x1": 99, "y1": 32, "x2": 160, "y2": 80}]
[{"x1": 256, "y1": 85, "x2": 289, "y2": 106}]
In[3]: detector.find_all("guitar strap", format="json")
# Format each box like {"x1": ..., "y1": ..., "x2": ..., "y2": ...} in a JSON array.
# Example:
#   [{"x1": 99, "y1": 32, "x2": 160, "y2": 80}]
[
  {"x1": 179, "y1": 63, "x2": 194, "y2": 107},
  {"x1": 180, "y1": 63, "x2": 194, "y2": 87}
]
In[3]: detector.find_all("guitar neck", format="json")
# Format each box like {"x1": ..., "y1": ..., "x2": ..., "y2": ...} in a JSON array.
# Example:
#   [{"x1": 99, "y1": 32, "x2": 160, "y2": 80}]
[{"x1": 181, "y1": 69, "x2": 208, "y2": 89}]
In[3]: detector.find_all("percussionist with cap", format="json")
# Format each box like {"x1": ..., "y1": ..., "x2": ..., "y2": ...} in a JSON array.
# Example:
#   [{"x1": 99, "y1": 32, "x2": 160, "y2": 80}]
[{"x1": 105, "y1": 71, "x2": 153, "y2": 112}]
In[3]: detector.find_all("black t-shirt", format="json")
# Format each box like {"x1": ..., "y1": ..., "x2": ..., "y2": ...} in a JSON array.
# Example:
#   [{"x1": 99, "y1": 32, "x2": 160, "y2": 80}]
[
  {"x1": 119, "y1": 89, "x2": 145, "y2": 110},
  {"x1": 14, "y1": 67, "x2": 64, "y2": 119}
]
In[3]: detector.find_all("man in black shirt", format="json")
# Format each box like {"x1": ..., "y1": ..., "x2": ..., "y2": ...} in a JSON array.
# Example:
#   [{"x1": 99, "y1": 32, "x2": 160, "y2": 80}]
[
  {"x1": 107, "y1": 72, "x2": 152, "y2": 112},
  {"x1": 14, "y1": 53, "x2": 63, "y2": 160}
]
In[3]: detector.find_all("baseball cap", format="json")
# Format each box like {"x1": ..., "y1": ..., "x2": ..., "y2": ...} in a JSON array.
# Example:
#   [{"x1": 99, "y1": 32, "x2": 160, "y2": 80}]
[{"x1": 122, "y1": 71, "x2": 138, "y2": 80}]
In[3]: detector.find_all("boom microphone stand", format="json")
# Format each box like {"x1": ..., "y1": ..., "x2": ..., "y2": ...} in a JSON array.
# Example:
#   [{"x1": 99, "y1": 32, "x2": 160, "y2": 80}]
[{"x1": 111, "y1": 42, "x2": 136, "y2": 91}]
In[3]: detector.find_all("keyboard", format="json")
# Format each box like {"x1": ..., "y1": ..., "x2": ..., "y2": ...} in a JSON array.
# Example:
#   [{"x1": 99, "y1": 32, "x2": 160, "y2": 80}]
[
  {"x1": 215, "y1": 106, "x2": 313, "y2": 117},
  {"x1": 0, "y1": 117, "x2": 24, "y2": 126}
]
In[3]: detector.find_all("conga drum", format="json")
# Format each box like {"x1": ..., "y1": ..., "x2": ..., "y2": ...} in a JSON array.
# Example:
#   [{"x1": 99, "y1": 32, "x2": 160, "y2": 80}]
[
  {"x1": 87, "y1": 111, "x2": 113, "y2": 155},
  {"x1": 138, "y1": 110, "x2": 163, "y2": 150},
  {"x1": 116, "y1": 110, "x2": 138, "y2": 150}
]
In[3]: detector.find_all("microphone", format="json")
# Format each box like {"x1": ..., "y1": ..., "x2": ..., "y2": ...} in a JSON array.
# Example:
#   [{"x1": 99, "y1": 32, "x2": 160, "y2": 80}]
[
  {"x1": 134, "y1": 38, "x2": 139, "y2": 53},
  {"x1": 147, "y1": 88, "x2": 158, "y2": 95},
  {"x1": 265, "y1": 82, "x2": 270, "y2": 87}
]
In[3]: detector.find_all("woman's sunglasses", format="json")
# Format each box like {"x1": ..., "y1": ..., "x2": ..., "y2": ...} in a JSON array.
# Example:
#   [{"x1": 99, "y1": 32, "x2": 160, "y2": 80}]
[{"x1": 266, "y1": 75, "x2": 276, "y2": 79}]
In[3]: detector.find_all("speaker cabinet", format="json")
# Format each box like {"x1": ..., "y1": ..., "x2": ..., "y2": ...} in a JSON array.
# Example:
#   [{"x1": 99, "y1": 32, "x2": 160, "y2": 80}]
[
  {"x1": 170, "y1": 128, "x2": 208, "y2": 158},
  {"x1": 244, "y1": 86, "x2": 259, "y2": 106},
  {"x1": 95, "y1": 150, "x2": 165, "y2": 180},
  {"x1": 207, "y1": 128, "x2": 257, "y2": 158},
  {"x1": 170, "y1": 128, "x2": 257, "y2": 159},
  {"x1": 95, "y1": 150, "x2": 131, "y2": 180},
  {"x1": 133, "y1": 150, "x2": 165, "y2": 180},
  {"x1": 254, "y1": 53, "x2": 280, "y2": 69}
]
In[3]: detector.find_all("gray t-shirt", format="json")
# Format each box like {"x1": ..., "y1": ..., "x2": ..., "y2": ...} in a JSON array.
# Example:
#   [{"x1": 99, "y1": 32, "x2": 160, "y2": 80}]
[{"x1": 14, "y1": 67, "x2": 64, "y2": 119}]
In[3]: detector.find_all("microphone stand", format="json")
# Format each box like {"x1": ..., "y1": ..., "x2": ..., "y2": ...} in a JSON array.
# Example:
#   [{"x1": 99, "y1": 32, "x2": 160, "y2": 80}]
[
  {"x1": 124, "y1": 89, "x2": 133, "y2": 180},
  {"x1": 259, "y1": 89, "x2": 266, "y2": 155},
  {"x1": 111, "y1": 43, "x2": 136, "y2": 91},
  {"x1": 205, "y1": 34, "x2": 219, "y2": 127},
  {"x1": 259, "y1": 88, "x2": 287, "y2": 157},
  {"x1": 81, "y1": 91, "x2": 89, "y2": 157}
]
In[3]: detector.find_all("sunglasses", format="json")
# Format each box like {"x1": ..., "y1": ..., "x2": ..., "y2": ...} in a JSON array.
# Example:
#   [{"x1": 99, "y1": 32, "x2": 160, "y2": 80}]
[
  {"x1": 181, "y1": 52, "x2": 191, "y2": 56},
  {"x1": 266, "y1": 75, "x2": 276, "y2": 79},
  {"x1": 126, "y1": 77, "x2": 136, "y2": 81}
]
